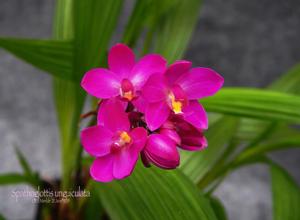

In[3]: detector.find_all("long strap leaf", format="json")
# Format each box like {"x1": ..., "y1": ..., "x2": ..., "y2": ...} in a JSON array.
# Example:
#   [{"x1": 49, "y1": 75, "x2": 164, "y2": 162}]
[
  {"x1": 95, "y1": 163, "x2": 217, "y2": 220},
  {"x1": 0, "y1": 38, "x2": 73, "y2": 80},
  {"x1": 0, "y1": 173, "x2": 34, "y2": 186},
  {"x1": 271, "y1": 163, "x2": 300, "y2": 220},
  {"x1": 154, "y1": 0, "x2": 202, "y2": 62},
  {"x1": 202, "y1": 88, "x2": 300, "y2": 123},
  {"x1": 180, "y1": 116, "x2": 238, "y2": 183}
]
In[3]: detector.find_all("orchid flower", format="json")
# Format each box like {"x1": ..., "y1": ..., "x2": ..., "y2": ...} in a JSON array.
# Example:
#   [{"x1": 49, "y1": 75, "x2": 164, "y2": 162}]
[
  {"x1": 142, "y1": 134, "x2": 180, "y2": 169},
  {"x1": 160, "y1": 115, "x2": 207, "y2": 151},
  {"x1": 142, "y1": 61, "x2": 224, "y2": 131},
  {"x1": 81, "y1": 44, "x2": 167, "y2": 105},
  {"x1": 81, "y1": 98, "x2": 147, "y2": 182},
  {"x1": 80, "y1": 44, "x2": 224, "y2": 181}
]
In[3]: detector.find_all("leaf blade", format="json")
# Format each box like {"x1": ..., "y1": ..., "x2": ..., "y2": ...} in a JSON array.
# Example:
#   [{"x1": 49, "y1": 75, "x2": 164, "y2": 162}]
[
  {"x1": 14, "y1": 146, "x2": 32, "y2": 176},
  {"x1": 201, "y1": 88, "x2": 300, "y2": 123},
  {"x1": 0, "y1": 38, "x2": 73, "y2": 80},
  {"x1": 95, "y1": 163, "x2": 217, "y2": 220},
  {"x1": 0, "y1": 173, "x2": 33, "y2": 186},
  {"x1": 154, "y1": 0, "x2": 202, "y2": 62},
  {"x1": 180, "y1": 116, "x2": 238, "y2": 183},
  {"x1": 271, "y1": 164, "x2": 300, "y2": 220}
]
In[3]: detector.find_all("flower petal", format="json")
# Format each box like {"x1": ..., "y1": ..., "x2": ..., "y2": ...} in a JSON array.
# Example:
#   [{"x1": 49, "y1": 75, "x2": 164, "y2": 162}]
[
  {"x1": 97, "y1": 99, "x2": 127, "y2": 125},
  {"x1": 145, "y1": 101, "x2": 170, "y2": 131},
  {"x1": 159, "y1": 128, "x2": 181, "y2": 145},
  {"x1": 113, "y1": 147, "x2": 139, "y2": 179},
  {"x1": 112, "y1": 128, "x2": 147, "y2": 179},
  {"x1": 142, "y1": 73, "x2": 167, "y2": 103},
  {"x1": 182, "y1": 101, "x2": 208, "y2": 129},
  {"x1": 132, "y1": 95, "x2": 147, "y2": 113},
  {"x1": 129, "y1": 54, "x2": 167, "y2": 89},
  {"x1": 80, "y1": 125, "x2": 113, "y2": 157},
  {"x1": 165, "y1": 60, "x2": 191, "y2": 85},
  {"x1": 130, "y1": 127, "x2": 148, "y2": 152},
  {"x1": 90, "y1": 155, "x2": 114, "y2": 182},
  {"x1": 98, "y1": 98, "x2": 130, "y2": 132},
  {"x1": 81, "y1": 68, "x2": 121, "y2": 99},
  {"x1": 108, "y1": 43, "x2": 135, "y2": 78},
  {"x1": 180, "y1": 135, "x2": 207, "y2": 151},
  {"x1": 144, "y1": 134, "x2": 180, "y2": 169},
  {"x1": 177, "y1": 67, "x2": 224, "y2": 99}
]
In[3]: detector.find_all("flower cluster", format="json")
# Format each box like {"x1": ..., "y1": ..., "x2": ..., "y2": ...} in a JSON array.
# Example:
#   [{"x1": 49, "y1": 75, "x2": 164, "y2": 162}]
[{"x1": 80, "y1": 43, "x2": 224, "y2": 182}]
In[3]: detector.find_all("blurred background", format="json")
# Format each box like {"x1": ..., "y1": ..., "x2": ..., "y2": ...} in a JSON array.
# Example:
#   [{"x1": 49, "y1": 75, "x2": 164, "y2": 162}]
[{"x1": 0, "y1": 0, "x2": 299, "y2": 219}]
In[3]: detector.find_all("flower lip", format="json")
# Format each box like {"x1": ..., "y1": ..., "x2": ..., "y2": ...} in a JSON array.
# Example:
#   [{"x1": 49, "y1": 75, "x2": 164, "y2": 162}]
[
  {"x1": 167, "y1": 84, "x2": 188, "y2": 114},
  {"x1": 110, "y1": 131, "x2": 132, "y2": 153},
  {"x1": 120, "y1": 78, "x2": 135, "y2": 101}
]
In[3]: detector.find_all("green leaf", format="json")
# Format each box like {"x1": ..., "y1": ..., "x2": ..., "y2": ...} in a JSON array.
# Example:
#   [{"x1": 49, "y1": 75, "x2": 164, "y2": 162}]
[
  {"x1": 236, "y1": 63, "x2": 300, "y2": 142},
  {"x1": 14, "y1": 146, "x2": 32, "y2": 176},
  {"x1": 73, "y1": 0, "x2": 123, "y2": 78},
  {"x1": 95, "y1": 163, "x2": 217, "y2": 220},
  {"x1": 0, "y1": 213, "x2": 5, "y2": 220},
  {"x1": 0, "y1": 38, "x2": 73, "y2": 80},
  {"x1": 208, "y1": 196, "x2": 227, "y2": 220},
  {"x1": 122, "y1": 0, "x2": 150, "y2": 47},
  {"x1": 53, "y1": 0, "x2": 79, "y2": 190},
  {"x1": 154, "y1": 0, "x2": 202, "y2": 62},
  {"x1": 201, "y1": 88, "x2": 300, "y2": 124},
  {"x1": 0, "y1": 173, "x2": 33, "y2": 186},
  {"x1": 271, "y1": 163, "x2": 300, "y2": 220},
  {"x1": 180, "y1": 117, "x2": 238, "y2": 183},
  {"x1": 53, "y1": 0, "x2": 123, "y2": 190},
  {"x1": 269, "y1": 63, "x2": 300, "y2": 94},
  {"x1": 235, "y1": 136, "x2": 300, "y2": 164},
  {"x1": 83, "y1": 187, "x2": 104, "y2": 220}
]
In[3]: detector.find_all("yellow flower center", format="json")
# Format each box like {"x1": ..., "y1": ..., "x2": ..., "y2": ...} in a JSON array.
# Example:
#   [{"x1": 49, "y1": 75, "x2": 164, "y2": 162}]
[
  {"x1": 120, "y1": 131, "x2": 131, "y2": 145},
  {"x1": 122, "y1": 91, "x2": 134, "y2": 101},
  {"x1": 169, "y1": 93, "x2": 183, "y2": 114}
]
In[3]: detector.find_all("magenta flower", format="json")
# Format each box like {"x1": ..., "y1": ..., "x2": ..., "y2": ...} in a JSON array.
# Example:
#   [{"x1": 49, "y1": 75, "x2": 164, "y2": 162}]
[
  {"x1": 80, "y1": 43, "x2": 224, "y2": 181},
  {"x1": 161, "y1": 115, "x2": 207, "y2": 151},
  {"x1": 81, "y1": 43, "x2": 167, "y2": 104},
  {"x1": 81, "y1": 98, "x2": 147, "y2": 182},
  {"x1": 142, "y1": 61, "x2": 224, "y2": 130},
  {"x1": 141, "y1": 115, "x2": 206, "y2": 169},
  {"x1": 142, "y1": 134, "x2": 180, "y2": 169}
]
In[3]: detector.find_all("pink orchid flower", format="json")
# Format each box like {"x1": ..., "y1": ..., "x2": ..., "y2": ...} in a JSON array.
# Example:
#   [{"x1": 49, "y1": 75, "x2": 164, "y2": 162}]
[
  {"x1": 142, "y1": 61, "x2": 224, "y2": 131},
  {"x1": 141, "y1": 115, "x2": 206, "y2": 169},
  {"x1": 81, "y1": 43, "x2": 167, "y2": 104},
  {"x1": 80, "y1": 98, "x2": 147, "y2": 182},
  {"x1": 142, "y1": 134, "x2": 180, "y2": 169},
  {"x1": 160, "y1": 115, "x2": 207, "y2": 151}
]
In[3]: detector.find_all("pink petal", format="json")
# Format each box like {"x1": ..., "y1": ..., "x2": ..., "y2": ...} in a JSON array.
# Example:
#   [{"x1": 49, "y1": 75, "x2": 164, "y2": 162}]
[
  {"x1": 144, "y1": 134, "x2": 180, "y2": 169},
  {"x1": 182, "y1": 101, "x2": 208, "y2": 129},
  {"x1": 180, "y1": 135, "x2": 207, "y2": 151},
  {"x1": 112, "y1": 127, "x2": 147, "y2": 179},
  {"x1": 159, "y1": 128, "x2": 181, "y2": 145},
  {"x1": 129, "y1": 54, "x2": 167, "y2": 89},
  {"x1": 90, "y1": 155, "x2": 114, "y2": 182},
  {"x1": 145, "y1": 101, "x2": 170, "y2": 131},
  {"x1": 98, "y1": 98, "x2": 130, "y2": 133},
  {"x1": 131, "y1": 95, "x2": 147, "y2": 113},
  {"x1": 130, "y1": 127, "x2": 148, "y2": 152},
  {"x1": 80, "y1": 125, "x2": 113, "y2": 157},
  {"x1": 142, "y1": 73, "x2": 167, "y2": 103},
  {"x1": 97, "y1": 99, "x2": 127, "y2": 125},
  {"x1": 108, "y1": 43, "x2": 135, "y2": 78},
  {"x1": 113, "y1": 147, "x2": 139, "y2": 179},
  {"x1": 165, "y1": 60, "x2": 192, "y2": 85},
  {"x1": 177, "y1": 67, "x2": 224, "y2": 99},
  {"x1": 81, "y1": 68, "x2": 121, "y2": 99}
]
